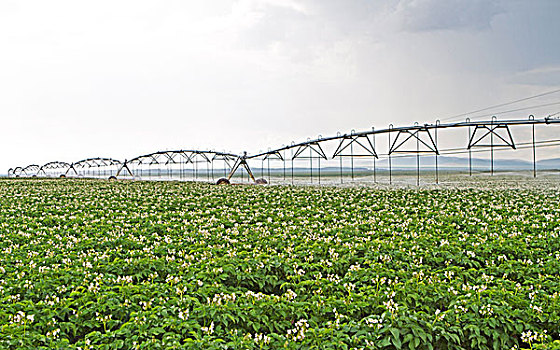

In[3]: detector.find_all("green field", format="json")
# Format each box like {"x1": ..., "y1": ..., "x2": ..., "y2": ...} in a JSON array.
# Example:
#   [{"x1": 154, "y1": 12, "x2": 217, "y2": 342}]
[{"x1": 1, "y1": 179, "x2": 559, "y2": 349}]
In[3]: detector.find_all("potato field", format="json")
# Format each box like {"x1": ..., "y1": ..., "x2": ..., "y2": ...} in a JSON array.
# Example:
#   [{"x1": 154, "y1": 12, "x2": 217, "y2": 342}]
[{"x1": 1, "y1": 179, "x2": 559, "y2": 349}]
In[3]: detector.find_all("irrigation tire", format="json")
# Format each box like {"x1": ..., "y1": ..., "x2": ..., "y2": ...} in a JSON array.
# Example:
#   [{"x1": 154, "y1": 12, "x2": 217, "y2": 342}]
[{"x1": 216, "y1": 178, "x2": 231, "y2": 185}]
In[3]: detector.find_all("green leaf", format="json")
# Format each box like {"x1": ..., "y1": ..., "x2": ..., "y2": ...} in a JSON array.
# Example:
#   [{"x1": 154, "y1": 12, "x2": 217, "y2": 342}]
[
  {"x1": 390, "y1": 328, "x2": 401, "y2": 340},
  {"x1": 392, "y1": 335, "x2": 402, "y2": 349}
]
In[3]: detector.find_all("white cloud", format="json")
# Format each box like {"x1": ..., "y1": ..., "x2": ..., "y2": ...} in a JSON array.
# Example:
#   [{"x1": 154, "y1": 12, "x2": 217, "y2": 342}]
[
  {"x1": 1, "y1": 0, "x2": 559, "y2": 172},
  {"x1": 511, "y1": 66, "x2": 560, "y2": 87},
  {"x1": 394, "y1": 0, "x2": 503, "y2": 32}
]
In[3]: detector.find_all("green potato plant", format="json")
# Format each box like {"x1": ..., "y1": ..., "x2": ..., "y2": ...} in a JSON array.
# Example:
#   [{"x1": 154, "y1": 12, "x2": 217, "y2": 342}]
[{"x1": 0, "y1": 179, "x2": 559, "y2": 349}]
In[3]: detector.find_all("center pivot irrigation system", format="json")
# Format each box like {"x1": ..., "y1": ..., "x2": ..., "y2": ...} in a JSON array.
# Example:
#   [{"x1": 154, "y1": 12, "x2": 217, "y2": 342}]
[{"x1": 8, "y1": 115, "x2": 560, "y2": 185}]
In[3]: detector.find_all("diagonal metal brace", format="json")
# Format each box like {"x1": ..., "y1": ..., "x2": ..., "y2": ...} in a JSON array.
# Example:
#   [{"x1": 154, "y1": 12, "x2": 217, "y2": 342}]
[
  {"x1": 292, "y1": 142, "x2": 328, "y2": 160},
  {"x1": 226, "y1": 154, "x2": 256, "y2": 181},
  {"x1": 468, "y1": 124, "x2": 516, "y2": 149},
  {"x1": 164, "y1": 152, "x2": 178, "y2": 165},
  {"x1": 263, "y1": 151, "x2": 284, "y2": 161},
  {"x1": 332, "y1": 135, "x2": 378, "y2": 158},
  {"x1": 116, "y1": 160, "x2": 134, "y2": 177},
  {"x1": 65, "y1": 164, "x2": 79, "y2": 176},
  {"x1": 389, "y1": 127, "x2": 439, "y2": 155},
  {"x1": 212, "y1": 153, "x2": 235, "y2": 169}
]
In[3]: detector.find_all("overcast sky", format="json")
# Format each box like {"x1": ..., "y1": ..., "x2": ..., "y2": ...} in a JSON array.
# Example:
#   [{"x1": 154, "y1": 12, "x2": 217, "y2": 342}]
[{"x1": 2, "y1": 0, "x2": 560, "y2": 171}]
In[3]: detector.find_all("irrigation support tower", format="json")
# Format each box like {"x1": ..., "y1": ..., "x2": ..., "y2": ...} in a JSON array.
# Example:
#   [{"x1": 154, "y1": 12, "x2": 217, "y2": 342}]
[{"x1": 8, "y1": 115, "x2": 560, "y2": 185}]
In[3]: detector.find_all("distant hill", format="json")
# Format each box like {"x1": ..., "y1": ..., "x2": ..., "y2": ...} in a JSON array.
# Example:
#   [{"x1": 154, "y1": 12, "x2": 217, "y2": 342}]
[
  {"x1": 3, "y1": 156, "x2": 558, "y2": 178},
  {"x1": 374, "y1": 156, "x2": 560, "y2": 170},
  {"x1": 536, "y1": 158, "x2": 560, "y2": 168}
]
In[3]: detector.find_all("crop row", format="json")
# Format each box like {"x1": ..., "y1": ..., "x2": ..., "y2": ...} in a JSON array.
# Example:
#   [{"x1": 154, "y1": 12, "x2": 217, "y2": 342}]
[{"x1": 0, "y1": 179, "x2": 559, "y2": 349}]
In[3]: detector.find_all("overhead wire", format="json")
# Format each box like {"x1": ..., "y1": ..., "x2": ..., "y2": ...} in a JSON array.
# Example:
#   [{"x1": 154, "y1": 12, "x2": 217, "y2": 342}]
[
  {"x1": 439, "y1": 88, "x2": 560, "y2": 122},
  {"x1": 464, "y1": 101, "x2": 560, "y2": 120}
]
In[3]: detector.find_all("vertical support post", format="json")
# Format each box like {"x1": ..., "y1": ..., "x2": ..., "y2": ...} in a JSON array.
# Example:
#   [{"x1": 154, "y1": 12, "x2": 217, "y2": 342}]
[
  {"x1": 317, "y1": 136, "x2": 322, "y2": 185},
  {"x1": 291, "y1": 157, "x2": 294, "y2": 185},
  {"x1": 373, "y1": 128, "x2": 377, "y2": 183},
  {"x1": 467, "y1": 118, "x2": 472, "y2": 176},
  {"x1": 267, "y1": 156, "x2": 270, "y2": 184},
  {"x1": 389, "y1": 124, "x2": 393, "y2": 185},
  {"x1": 416, "y1": 145, "x2": 419, "y2": 186},
  {"x1": 291, "y1": 144, "x2": 294, "y2": 185},
  {"x1": 318, "y1": 157, "x2": 321, "y2": 184},
  {"x1": 351, "y1": 142, "x2": 354, "y2": 180},
  {"x1": 339, "y1": 155, "x2": 343, "y2": 184},
  {"x1": 195, "y1": 155, "x2": 199, "y2": 180},
  {"x1": 337, "y1": 132, "x2": 343, "y2": 184},
  {"x1": 191, "y1": 156, "x2": 194, "y2": 181},
  {"x1": 435, "y1": 120, "x2": 439, "y2": 184},
  {"x1": 415, "y1": 123, "x2": 420, "y2": 186},
  {"x1": 530, "y1": 115, "x2": 536, "y2": 178},
  {"x1": 211, "y1": 159, "x2": 214, "y2": 181},
  {"x1": 350, "y1": 131, "x2": 355, "y2": 181},
  {"x1": 309, "y1": 147, "x2": 313, "y2": 184},
  {"x1": 491, "y1": 116, "x2": 495, "y2": 176},
  {"x1": 283, "y1": 149, "x2": 286, "y2": 181}
]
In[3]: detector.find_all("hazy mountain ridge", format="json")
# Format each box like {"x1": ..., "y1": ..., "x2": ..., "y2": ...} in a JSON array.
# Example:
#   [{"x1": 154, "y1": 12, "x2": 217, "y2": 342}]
[
  {"x1": 374, "y1": 156, "x2": 560, "y2": 169},
  {"x1": 2, "y1": 156, "x2": 559, "y2": 177}
]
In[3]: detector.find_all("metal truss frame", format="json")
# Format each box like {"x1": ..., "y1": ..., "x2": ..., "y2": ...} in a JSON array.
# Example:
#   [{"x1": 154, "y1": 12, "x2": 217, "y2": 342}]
[
  {"x1": 468, "y1": 124, "x2": 516, "y2": 149},
  {"x1": 8, "y1": 116, "x2": 560, "y2": 184},
  {"x1": 37, "y1": 162, "x2": 72, "y2": 177},
  {"x1": 389, "y1": 126, "x2": 439, "y2": 155},
  {"x1": 332, "y1": 133, "x2": 378, "y2": 158}
]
